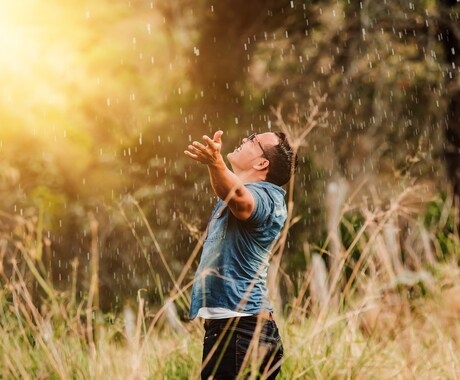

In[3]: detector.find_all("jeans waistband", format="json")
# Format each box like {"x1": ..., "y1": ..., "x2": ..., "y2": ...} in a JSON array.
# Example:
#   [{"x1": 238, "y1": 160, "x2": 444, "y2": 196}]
[{"x1": 203, "y1": 312, "x2": 273, "y2": 329}]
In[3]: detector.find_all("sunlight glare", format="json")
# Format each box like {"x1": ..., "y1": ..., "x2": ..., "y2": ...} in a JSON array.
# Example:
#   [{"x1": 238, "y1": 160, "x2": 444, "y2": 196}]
[{"x1": 0, "y1": 1, "x2": 83, "y2": 132}]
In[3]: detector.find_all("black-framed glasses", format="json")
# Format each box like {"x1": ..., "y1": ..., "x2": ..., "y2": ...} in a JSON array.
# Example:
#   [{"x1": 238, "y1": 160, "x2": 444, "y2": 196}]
[{"x1": 247, "y1": 133, "x2": 268, "y2": 159}]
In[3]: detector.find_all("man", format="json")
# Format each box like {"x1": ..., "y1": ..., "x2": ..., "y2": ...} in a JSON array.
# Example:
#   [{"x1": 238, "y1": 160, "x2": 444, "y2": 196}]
[{"x1": 184, "y1": 130, "x2": 297, "y2": 379}]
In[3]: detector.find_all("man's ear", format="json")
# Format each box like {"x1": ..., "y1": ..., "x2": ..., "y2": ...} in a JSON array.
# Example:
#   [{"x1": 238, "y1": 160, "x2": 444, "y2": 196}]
[{"x1": 253, "y1": 159, "x2": 269, "y2": 171}]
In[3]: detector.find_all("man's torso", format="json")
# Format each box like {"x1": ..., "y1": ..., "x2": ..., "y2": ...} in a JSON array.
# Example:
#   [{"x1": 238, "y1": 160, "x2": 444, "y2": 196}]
[{"x1": 189, "y1": 182, "x2": 287, "y2": 320}]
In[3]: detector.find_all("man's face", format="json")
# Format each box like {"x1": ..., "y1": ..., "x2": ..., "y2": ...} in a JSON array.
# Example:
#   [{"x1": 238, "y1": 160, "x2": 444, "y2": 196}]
[{"x1": 227, "y1": 132, "x2": 279, "y2": 171}]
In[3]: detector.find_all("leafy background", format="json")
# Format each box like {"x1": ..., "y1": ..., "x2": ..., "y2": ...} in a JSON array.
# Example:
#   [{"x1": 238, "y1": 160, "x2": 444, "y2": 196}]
[{"x1": 0, "y1": 0, "x2": 458, "y2": 313}]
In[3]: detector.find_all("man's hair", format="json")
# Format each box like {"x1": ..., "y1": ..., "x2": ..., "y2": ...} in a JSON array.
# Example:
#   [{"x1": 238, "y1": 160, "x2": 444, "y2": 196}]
[{"x1": 264, "y1": 132, "x2": 298, "y2": 186}]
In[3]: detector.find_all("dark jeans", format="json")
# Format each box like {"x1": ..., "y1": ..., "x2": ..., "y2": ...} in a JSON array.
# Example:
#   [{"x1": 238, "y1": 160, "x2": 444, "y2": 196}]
[{"x1": 201, "y1": 316, "x2": 284, "y2": 380}]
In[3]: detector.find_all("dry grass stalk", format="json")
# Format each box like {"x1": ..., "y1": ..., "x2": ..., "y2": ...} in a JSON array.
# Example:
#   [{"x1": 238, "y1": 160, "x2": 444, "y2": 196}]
[
  {"x1": 268, "y1": 96, "x2": 329, "y2": 311},
  {"x1": 285, "y1": 243, "x2": 314, "y2": 324},
  {"x1": 383, "y1": 216, "x2": 404, "y2": 275},
  {"x1": 86, "y1": 213, "x2": 99, "y2": 358},
  {"x1": 309, "y1": 254, "x2": 329, "y2": 311},
  {"x1": 326, "y1": 179, "x2": 349, "y2": 306}
]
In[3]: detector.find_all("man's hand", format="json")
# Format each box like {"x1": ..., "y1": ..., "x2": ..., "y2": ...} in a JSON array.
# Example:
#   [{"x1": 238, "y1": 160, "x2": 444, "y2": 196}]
[
  {"x1": 184, "y1": 131, "x2": 224, "y2": 166},
  {"x1": 184, "y1": 130, "x2": 254, "y2": 220}
]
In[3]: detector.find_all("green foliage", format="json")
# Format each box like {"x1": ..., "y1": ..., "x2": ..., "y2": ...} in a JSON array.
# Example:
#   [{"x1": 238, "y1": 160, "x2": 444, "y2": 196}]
[
  {"x1": 0, "y1": 0, "x2": 458, "y2": 313},
  {"x1": 424, "y1": 193, "x2": 459, "y2": 260},
  {"x1": 162, "y1": 350, "x2": 198, "y2": 379},
  {"x1": 339, "y1": 211, "x2": 367, "y2": 278}
]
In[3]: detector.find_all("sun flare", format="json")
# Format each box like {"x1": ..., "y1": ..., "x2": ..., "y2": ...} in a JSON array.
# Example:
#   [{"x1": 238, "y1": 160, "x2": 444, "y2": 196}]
[{"x1": 0, "y1": 1, "x2": 86, "y2": 133}]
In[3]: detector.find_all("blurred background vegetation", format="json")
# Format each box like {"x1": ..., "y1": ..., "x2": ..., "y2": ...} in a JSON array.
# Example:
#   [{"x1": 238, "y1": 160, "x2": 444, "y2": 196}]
[{"x1": 0, "y1": 0, "x2": 459, "y2": 313}]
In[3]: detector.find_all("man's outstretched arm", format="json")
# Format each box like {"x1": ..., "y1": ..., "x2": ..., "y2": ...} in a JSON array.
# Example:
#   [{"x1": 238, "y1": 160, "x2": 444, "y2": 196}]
[{"x1": 184, "y1": 131, "x2": 254, "y2": 221}]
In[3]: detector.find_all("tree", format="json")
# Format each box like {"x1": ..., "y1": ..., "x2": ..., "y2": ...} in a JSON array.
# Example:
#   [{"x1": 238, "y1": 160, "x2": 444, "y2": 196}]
[{"x1": 438, "y1": 0, "x2": 460, "y2": 202}]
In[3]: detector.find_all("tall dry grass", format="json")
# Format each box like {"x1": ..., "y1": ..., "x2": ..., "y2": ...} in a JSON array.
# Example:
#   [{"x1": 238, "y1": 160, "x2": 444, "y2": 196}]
[
  {"x1": 1, "y1": 183, "x2": 459, "y2": 379},
  {"x1": 1, "y1": 99, "x2": 460, "y2": 378}
]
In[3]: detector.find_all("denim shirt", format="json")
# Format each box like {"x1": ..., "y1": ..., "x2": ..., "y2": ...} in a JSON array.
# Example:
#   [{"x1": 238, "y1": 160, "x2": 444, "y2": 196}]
[{"x1": 189, "y1": 182, "x2": 287, "y2": 320}]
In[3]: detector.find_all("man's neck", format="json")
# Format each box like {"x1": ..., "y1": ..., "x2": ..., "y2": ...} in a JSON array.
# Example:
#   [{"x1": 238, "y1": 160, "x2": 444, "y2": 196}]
[{"x1": 233, "y1": 168, "x2": 266, "y2": 183}]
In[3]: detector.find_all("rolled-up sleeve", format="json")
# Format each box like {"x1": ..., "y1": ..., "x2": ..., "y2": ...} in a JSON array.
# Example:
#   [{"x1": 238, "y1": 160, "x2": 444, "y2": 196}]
[{"x1": 246, "y1": 187, "x2": 273, "y2": 226}]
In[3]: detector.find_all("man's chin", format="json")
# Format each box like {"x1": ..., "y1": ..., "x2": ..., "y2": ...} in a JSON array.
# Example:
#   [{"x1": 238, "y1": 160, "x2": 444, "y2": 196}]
[{"x1": 226, "y1": 152, "x2": 236, "y2": 169}]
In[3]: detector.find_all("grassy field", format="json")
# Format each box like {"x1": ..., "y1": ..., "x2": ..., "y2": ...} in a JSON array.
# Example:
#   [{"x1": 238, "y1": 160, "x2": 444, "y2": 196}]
[
  {"x1": 1, "y1": 270, "x2": 459, "y2": 379},
  {"x1": 1, "y1": 189, "x2": 460, "y2": 379}
]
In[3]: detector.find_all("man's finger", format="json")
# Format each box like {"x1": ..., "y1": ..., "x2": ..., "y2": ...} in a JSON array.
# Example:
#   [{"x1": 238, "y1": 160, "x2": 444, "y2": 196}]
[
  {"x1": 203, "y1": 135, "x2": 218, "y2": 149},
  {"x1": 213, "y1": 130, "x2": 223, "y2": 143},
  {"x1": 184, "y1": 150, "x2": 200, "y2": 160},
  {"x1": 188, "y1": 145, "x2": 203, "y2": 154},
  {"x1": 184, "y1": 150, "x2": 207, "y2": 163},
  {"x1": 192, "y1": 141, "x2": 207, "y2": 151}
]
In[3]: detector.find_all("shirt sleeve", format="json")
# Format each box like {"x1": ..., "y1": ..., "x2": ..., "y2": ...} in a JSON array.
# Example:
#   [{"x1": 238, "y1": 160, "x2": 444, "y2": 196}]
[{"x1": 245, "y1": 186, "x2": 273, "y2": 226}]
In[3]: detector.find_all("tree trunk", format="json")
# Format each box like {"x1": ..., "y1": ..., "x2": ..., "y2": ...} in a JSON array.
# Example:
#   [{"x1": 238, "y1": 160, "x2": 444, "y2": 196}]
[{"x1": 439, "y1": 1, "x2": 460, "y2": 202}]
